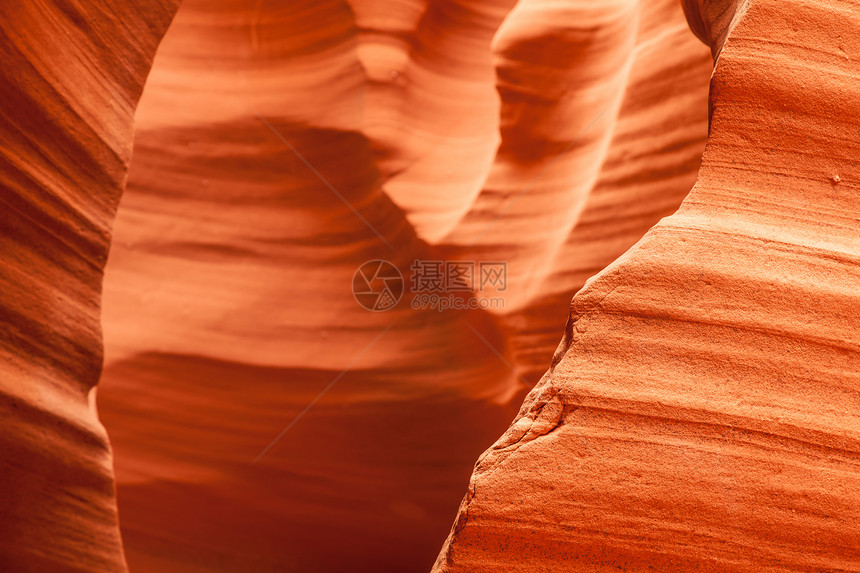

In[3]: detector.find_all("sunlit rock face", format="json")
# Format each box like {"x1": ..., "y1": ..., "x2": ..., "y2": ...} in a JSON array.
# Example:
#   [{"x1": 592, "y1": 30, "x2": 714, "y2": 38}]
[
  {"x1": 20, "y1": 0, "x2": 850, "y2": 570},
  {"x1": 434, "y1": 0, "x2": 860, "y2": 571},
  {"x1": 96, "y1": 0, "x2": 711, "y2": 570}
]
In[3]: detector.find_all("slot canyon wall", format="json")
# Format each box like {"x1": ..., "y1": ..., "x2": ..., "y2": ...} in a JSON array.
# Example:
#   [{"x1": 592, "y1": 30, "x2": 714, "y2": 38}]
[
  {"x1": 0, "y1": 1, "x2": 181, "y2": 570},
  {"x1": 435, "y1": 0, "x2": 860, "y2": 570},
  {"x1": 97, "y1": 0, "x2": 712, "y2": 571},
  {"x1": 0, "y1": 0, "x2": 856, "y2": 572}
]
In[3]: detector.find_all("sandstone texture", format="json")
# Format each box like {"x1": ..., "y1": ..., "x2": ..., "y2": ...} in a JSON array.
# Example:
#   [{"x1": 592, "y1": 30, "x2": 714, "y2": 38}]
[
  {"x1": 435, "y1": 0, "x2": 860, "y2": 570},
  {"x1": 96, "y1": 0, "x2": 711, "y2": 570},
  {"x1": 2, "y1": 0, "x2": 856, "y2": 571},
  {"x1": 0, "y1": 1, "x2": 179, "y2": 570}
]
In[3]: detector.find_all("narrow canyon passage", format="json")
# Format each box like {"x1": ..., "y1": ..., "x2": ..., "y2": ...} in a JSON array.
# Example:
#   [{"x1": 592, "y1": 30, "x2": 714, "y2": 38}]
[
  {"x1": 2, "y1": 0, "x2": 856, "y2": 572},
  {"x1": 97, "y1": 0, "x2": 710, "y2": 571}
]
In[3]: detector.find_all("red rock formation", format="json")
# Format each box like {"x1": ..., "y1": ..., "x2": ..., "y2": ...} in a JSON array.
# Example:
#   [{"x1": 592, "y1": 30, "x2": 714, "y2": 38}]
[
  {"x1": 0, "y1": 2, "x2": 179, "y2": 570},
  {"x1": 473, "y1": 0, "x2": 714, "y2": 380},
  {"x1": 99, "y1": 2, "x2": 523, "y2": 571},
  {"x1": 97, "y1": 0, "x2": 711, "y2": 571},
  {"x1": 434, "y1": 0, "x2": 860, "y2": 570},
  {"x1": 1, "y1": 0, "x2": 717, "y2": 570}
]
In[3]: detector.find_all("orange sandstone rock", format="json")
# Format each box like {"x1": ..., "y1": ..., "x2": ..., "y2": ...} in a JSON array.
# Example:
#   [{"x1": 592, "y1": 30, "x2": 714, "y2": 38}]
[
  {"x1": 97, "y1": 0, "x2": 710, "y2": 571},
  {"x1": 0, "y1": 1, "x2": 179, "y2": 570},
  {"x1": 0, "y1": 0, "x2": 716, "y2": 570},
  {"x1": 434, "y1": 0, "x2": 860, "y2": 570}
]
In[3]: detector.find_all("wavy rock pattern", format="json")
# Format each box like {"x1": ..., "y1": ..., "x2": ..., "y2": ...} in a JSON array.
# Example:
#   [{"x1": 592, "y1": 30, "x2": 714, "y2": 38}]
[
  {"x1": 0, "y1": 0, "x2": 715, "y2": 571},
  {"x1": 0, "y1": 1, "x2": 179, "y2": 571},
  {"x1": 99, "y1": 2, "x2": 529, "y2": 571},
  {"x1": 435, "y1": 0, "x2": 860, "y2": 570},
  {"x1": 96, "y1": 0, "x2": 711, "y2": 571}
]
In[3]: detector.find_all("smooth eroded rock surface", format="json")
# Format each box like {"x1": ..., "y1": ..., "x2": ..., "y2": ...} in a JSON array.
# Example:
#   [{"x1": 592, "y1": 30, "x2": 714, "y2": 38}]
[
  {"x1": 96, "y1": 0, "x2": 711, "y2": 571},
  {"x1": 434, "y1": 0, "x2": 860, "y2": 570},
  {"x1": 0, "y1": 1, "x2": 179, "y2": 570}
]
